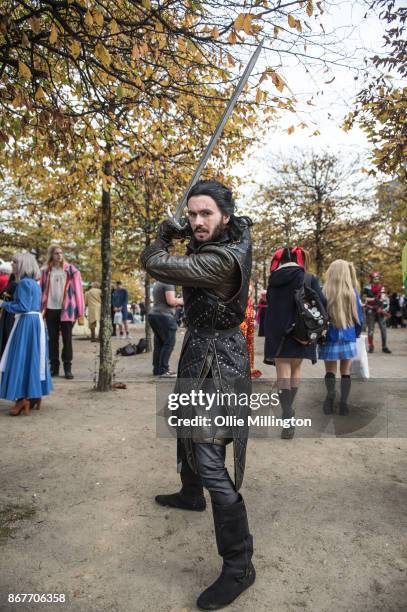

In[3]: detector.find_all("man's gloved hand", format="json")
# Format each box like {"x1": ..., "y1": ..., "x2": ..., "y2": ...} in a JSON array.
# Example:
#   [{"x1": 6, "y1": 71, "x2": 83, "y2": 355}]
[{"x1": 158, "y1": 219, "x2": 191, "y2": 242}]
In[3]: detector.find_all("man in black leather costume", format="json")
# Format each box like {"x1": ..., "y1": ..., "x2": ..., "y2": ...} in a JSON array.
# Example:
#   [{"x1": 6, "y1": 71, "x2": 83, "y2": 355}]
[{"x1": 141, "y1": 180, "x2": 254, "y2": 610}]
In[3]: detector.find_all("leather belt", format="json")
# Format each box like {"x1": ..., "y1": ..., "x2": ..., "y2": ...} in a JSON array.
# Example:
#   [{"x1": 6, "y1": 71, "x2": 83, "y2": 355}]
[{"x1": 188, "y1": 326, "x2": 241, "y2": 338}]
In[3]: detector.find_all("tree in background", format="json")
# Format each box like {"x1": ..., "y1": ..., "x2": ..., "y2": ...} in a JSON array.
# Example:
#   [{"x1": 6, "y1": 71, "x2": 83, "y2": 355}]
[
  {"x1": 346, "y1": 0, "x2": 406, "y2": 180},
  {"x1": 252, "y1": 152, "x2": 367, "y2": 277}
]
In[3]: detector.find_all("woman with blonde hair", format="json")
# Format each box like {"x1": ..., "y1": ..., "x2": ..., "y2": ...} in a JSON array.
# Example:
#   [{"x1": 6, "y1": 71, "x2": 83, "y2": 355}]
[
  {"x1": 0, "y1": 253, "x2": 53, "y2": 415},
  {"x1": 319, "y1": 259, "x2": 364, "y2": 415}
]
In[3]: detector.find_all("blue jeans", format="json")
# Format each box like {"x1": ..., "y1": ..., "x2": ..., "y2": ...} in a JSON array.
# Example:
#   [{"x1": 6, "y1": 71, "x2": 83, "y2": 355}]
[{"x1": 148, "y1": 313, "x2": 177, "y2": 375}]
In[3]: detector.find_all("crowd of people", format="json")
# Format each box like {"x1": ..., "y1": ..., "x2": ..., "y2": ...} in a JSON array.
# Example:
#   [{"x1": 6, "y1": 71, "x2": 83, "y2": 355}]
[{"x1": 0, "y1": 178, "x2": 405, "y2": 611}]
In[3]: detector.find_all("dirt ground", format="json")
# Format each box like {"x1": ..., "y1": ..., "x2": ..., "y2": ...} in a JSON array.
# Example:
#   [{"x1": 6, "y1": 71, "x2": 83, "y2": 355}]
[{"x1": 1, "y1": 325, "x2": 406, "y2": 612}]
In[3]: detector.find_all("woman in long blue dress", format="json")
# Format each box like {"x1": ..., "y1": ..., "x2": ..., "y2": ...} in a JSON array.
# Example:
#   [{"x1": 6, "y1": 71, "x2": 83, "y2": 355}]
[{"x1": 0, "y1": 253, "x2": 53, "y2": 415}]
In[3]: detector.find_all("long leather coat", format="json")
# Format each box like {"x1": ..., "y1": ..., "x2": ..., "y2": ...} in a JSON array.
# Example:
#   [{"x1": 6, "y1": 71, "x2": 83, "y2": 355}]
[{"x1": 141, "y1": 219, "x2": 252, "y2": 491}]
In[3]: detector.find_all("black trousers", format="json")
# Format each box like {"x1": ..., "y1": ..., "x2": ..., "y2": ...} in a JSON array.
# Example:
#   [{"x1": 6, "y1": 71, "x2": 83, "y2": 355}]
[
  {"x1": 148, "y1": 313, "x2": 177, "y2": 375},
  {"x1": 45, "y1": 309, "x2": 74, "y2": 367},
  {"x1": 180, "y1": 442, "x2": 239, "y2": 506}
]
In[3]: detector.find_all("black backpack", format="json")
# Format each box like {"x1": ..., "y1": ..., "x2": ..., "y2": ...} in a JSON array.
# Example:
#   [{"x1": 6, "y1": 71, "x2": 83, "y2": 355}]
[
  {"x1": 116, "y1": 338, "x2": 147, "y2": 356},
  {"x1": 289, "y1": 274, "x2": 329, "y2": 345}
]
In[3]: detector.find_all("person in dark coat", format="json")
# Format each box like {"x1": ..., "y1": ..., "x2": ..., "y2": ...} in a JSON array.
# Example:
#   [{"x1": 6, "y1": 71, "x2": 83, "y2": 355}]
[{"x1": 264, "y1": 246, "x2": 325, "y2": 439}]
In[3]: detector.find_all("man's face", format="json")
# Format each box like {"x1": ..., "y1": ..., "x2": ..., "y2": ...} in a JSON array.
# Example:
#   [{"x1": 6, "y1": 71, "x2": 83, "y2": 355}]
[
  {"x1": 372, "y1": 274, "x2": 380, "y2": 283},
  {"x1": 52, "y1": 248, "x2": 64, "y2": 265},
  {"x1": 187, "y1": 195, "x2": 230, "y2": 242}
]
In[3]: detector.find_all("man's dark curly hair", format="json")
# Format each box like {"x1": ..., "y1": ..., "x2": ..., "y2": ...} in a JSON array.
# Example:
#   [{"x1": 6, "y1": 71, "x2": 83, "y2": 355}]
[{"x1": 187, "y1": 180, "x2": 252, "y2": 240}]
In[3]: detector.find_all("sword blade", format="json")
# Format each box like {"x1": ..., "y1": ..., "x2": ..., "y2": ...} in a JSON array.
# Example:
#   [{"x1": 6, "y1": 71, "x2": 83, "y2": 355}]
[{"x1": 173, "y1": 39, "x2": 264, "y2": 222}]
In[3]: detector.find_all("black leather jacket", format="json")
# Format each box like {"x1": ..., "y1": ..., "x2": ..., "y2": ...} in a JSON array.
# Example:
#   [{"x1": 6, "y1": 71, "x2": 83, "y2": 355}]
[{"x1": 141, "y1": 219, "x2": 252, "y2": 491}]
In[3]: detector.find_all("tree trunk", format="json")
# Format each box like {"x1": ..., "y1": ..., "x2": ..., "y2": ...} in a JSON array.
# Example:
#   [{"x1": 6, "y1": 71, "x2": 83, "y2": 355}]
[
  {"x1": 143, "y1": 231, "x2": 152, "y2": 353},
  {"x1": 262, "y1": 259, "x2": 267, "y2": 288},
  {"x1": 144, "y1": 272, "x2": 152, "y2": 353},
  {"x1": 97, "y1": 155, "x2": 113, "y2": 391},
  {"x1": 315, "y1": 204, "x2": 323, "y2": 278}
]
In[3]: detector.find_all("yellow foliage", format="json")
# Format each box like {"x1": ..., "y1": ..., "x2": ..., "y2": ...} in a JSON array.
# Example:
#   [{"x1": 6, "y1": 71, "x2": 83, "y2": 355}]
[
  {"x1": 85, "y1": 11, "x2": 94, "y2": 27},
  {"x1": 243, "y1": 15, "x2": 253, "y2": 35},
  {"x1": 71, "y1": 40, "x2": 81, "y2": 59},
  {"x1": 18, "y1": 61, "x2": 32, "y2": 80},
  {"x1": 35, "y1": 86, "x2": 46, "y2": 101},
  {"x1": 110, "y1": 20, "x2": 119, "y2": 35},
  {"x1": 95, "y1": 42, "x2": 111, "y2": 67},
  {"x1": 234, "y1": 14, "x2": 245, "y2": 32},
  {"x1": 49, "y1": 24, "x2": 58, "y2": 44},
  {"x1": 306, "y1": 0, "x2": 313, "y2": 17},
  {"x1": 93, "y1": 10, "x2": 104, "y2": 27},
  {"x1": 288, "y1": 14, "x2": 297, "y2": 28}
]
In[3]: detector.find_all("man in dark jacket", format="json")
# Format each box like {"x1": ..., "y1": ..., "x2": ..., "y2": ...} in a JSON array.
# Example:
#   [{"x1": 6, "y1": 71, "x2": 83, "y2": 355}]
[{"x1": 141, "y1": 180, "x2": 254, "y2": 610}]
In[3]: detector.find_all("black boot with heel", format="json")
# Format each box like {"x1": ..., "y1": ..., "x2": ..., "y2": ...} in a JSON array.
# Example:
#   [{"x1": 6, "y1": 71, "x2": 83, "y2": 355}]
[{"x1": 197, "y1": 495, "x2": 255, "y2": 610}]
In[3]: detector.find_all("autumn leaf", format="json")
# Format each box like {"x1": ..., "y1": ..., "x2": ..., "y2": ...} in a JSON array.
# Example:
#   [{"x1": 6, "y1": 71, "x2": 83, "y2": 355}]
[
  {"x1": 18, "y1": 61, "x2": 32, "y2": 80},
  {"x1": 30, "y1": 17, "x2": 41, "y2": 35},
  {"x1": 234, "y1": 14, "x2": 245, "y2": 32},
  {"x1": 95, "y1": 42, "x2": 111, "y2": 67},
  {"x1": 228, "y1": 30, "x2": 237, "y2": 44},
  {"x1": 71, "y1": 40, "x2": 81, "y2": 59},
  {"x1": 49, "y1": 24, "x2": 58, "y2": 45},
  {"x1": 35, "y1": 86, "x2": 46, "y2": 101},
  {"x1": 211, "y1": 27, "x2": 220, "y2": 40},
  {"x1": 306, "y1": 0, "x2": 313, "y2": 17},
  {"x1": 94, "y1": 10, "x2": 104, "y2": 27},
  {"x1": 85, "y1": 11, "x2": 94, "y2": 27},
  {"x1": 110, "y1": 20, "x2": 119, "y2": 35},
  {"x1": 243, "y1": 15, "x2": 253, "y2": 35},
  {"x1": 256, "y1": 88, "x2": 263, "y2": 104},
  {"x1": 287, "y1": 126, "x2": 295, "y2": 135},
  {"x1": 288, "y1": 14, "x2": 297, "y2": 28},
  {"x1": 22, "y1": 32, "x2": 30, "y2": 47}
]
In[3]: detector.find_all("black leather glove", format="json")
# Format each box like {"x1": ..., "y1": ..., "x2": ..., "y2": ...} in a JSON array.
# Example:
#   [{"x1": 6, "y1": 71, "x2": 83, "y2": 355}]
[{"x1": 158, "y1": 219, "x2": 191, "y2": 242}]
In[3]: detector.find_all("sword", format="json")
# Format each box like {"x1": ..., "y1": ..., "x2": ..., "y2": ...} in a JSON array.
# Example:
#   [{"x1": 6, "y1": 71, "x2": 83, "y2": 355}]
[{"x1": 169, "y1": 39, "x2": 264, "y2": 227}]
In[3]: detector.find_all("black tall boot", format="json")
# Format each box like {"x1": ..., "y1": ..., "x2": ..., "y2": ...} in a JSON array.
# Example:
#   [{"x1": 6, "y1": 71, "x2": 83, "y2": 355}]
[
  {"x1": 197, "y1": 495, "x2": 255, "y2": 610},
  {"x1": 339, "y1": 375, "x2": 351, "y2": 415},
  {"x1": 155, "y1": 453, "x2": 206, "y2": 511},
  {"x1": 63, "y1": 362, "x2": 74, "y2": 380},
  {"x1": 279, "y1": 388, "x2": 295, "y2": 439},
  {"x1": 323, "y1": 372, "x2": 336, "y2": 414}
]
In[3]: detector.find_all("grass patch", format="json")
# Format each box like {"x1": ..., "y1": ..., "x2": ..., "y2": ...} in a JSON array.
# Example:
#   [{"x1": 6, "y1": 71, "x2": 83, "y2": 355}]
[{"x1": 0, "y1": 502, "x2": 36, "y2": 543}]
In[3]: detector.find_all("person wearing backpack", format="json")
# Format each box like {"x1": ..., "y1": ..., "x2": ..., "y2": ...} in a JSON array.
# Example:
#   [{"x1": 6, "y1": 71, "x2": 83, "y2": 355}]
[
  {"x1": 319, "y1": 259, "x2": 364, "y2": 415},
  {"x1": 264, "y1": 246, "x2": 326, "y2": 439}
]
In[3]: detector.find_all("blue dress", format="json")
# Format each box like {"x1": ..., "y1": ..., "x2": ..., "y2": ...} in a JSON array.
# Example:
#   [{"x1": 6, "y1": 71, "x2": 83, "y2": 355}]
[
  {"x1": 0, "y1": 277, "x2": 53, "y2": 400},
  {"x1": 318, "y1": 290, "x2": 364, "y2": 361}
]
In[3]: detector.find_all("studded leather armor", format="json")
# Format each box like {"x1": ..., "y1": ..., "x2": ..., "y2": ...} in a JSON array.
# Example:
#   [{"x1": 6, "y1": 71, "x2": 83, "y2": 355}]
[{"x1": 141, "y1": 219, "x2": 252, "y2": 491}]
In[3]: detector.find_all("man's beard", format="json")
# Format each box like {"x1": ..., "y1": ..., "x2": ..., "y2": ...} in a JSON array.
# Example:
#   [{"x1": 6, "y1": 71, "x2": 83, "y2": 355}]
[{"x1": 194, "y1": 219, "x2": 228, "y2": 242}]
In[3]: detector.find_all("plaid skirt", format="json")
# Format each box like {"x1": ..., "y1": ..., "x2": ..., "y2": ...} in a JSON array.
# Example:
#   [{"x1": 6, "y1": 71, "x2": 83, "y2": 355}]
[{"x1": 318, "y1": 339, "x2": 357, "y2": 361}]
